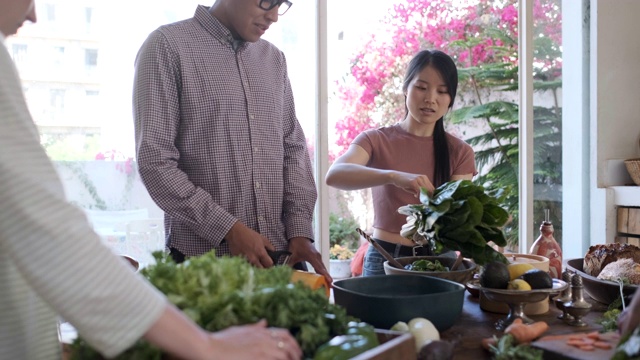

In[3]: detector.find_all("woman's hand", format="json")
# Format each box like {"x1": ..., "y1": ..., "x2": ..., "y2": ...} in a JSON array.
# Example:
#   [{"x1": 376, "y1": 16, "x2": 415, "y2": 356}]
[
  {"x1": 618, "y1": 291, "x2": 640, "y2": 336},
  {"x1": 207, "y1": 320, "x2": 302, "y2": 360},
  {"x1": 390, "y1": 171, "x2": 435, "y2": 197}
]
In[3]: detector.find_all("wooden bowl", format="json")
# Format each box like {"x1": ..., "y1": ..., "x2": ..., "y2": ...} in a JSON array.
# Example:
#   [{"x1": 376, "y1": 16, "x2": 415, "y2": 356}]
[
  {"x1": 383, "y1": 256, "x2": 477, "y2": 285},
  {"x1": 565, "y1": 258, "x2": 638, "y2": 304}
]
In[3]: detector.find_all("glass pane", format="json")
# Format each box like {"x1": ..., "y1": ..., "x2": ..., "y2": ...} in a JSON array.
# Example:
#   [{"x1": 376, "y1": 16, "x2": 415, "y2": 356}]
[
  {"x1": 9, "y1": 1, "x2": 201, "y2": 217},
  {"x1": 9, "y1": 1, "x2": 318, "y2": 260},
  {"x1": 327, "y1": 0, "x2": 393, "y2": 262},
  {"x1": 263, "y1": 0, "x2": 317, "y2": 177},
  {"x1": 532, "y1": 1, "x2": 563, "y2": 253},
  {"x1": 327, "y1": 1, "x2": 561, "y2": 263}
]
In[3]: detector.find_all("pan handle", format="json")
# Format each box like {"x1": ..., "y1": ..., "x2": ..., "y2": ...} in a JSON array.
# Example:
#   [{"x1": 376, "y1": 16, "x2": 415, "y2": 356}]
[{"x1": 356, "y1": 228, "x2": 405, "y2": 269}]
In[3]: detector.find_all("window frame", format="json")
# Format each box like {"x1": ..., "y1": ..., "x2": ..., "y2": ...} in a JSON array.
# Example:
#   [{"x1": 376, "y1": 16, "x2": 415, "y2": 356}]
[{"x1": 314, "y1": 0, "x2": 579, "y2": 264}]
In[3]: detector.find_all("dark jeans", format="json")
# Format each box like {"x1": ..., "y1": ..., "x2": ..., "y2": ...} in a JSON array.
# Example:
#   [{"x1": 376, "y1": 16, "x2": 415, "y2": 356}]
[{"x1": 169, "y1": 247, "x2": 308, "y2": 271}]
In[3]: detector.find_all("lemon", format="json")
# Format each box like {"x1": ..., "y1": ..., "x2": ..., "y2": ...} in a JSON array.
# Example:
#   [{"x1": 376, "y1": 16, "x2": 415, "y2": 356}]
[
  {"x1": 507, "y1": 279, "x2": 532, "y2": 291},
  {"x1": 507, "y1": 263, "x2": 535, "y2": 280}
]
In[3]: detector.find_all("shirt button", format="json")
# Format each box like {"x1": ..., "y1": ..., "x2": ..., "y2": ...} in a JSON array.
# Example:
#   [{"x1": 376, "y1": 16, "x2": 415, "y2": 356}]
[
  {"x1": 258, "y1": 216, "x2": 264, "y2": 221},
  {"x1": 254, "y1": 147, "x2": 259, "y2": 153},
  {"x1": 255, "y1": 182, "x2": 261, "y2": 188},
  {"x1": 244, "y1": 81, "x2": 249, "y2": 87},
  {"x1": 249, "y1": 114, "x2": 255, "y2": 120}
]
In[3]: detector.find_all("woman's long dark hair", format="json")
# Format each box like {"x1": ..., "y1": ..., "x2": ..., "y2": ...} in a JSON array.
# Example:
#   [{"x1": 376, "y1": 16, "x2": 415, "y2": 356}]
[{"x1": 402, "y1": 49, "x2": 458, "y2": 188}]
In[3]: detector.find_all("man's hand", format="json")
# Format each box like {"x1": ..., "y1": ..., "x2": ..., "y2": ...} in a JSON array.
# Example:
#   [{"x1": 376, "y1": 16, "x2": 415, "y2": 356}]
[
  {"x1": 225, "y1": 221, "x2": 274, "y2": 268},
  {"x1": 287, "y1": 237, "x2": 333, "y2": 285}
]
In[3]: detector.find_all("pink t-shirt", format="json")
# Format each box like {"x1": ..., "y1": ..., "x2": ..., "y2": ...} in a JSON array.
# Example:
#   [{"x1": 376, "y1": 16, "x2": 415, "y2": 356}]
[{"x1": 352, "y1": 124, "x2": 476, "y2": 234}]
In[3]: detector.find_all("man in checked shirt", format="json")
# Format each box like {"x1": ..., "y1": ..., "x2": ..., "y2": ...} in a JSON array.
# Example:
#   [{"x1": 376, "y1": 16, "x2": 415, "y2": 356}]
[{"x1": 133, "y1": 0, "x2": 331, "y2": 283}]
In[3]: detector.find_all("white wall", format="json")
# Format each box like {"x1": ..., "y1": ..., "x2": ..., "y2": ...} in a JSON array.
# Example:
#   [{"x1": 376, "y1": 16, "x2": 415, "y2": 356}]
[
  {"x1": 591, "y1": 0, "x2": 640, "y2": 250},
  {"x1": 593, "y1": 0, "x2": 640, "y2": 178},
  {"x1": 563, "y1": 0, "x2": 640, "y2": 259}
]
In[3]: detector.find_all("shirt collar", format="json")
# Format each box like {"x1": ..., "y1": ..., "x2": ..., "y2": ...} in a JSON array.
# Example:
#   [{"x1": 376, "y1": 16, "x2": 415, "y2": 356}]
[{"x1": 194, "y1": 5, "x2": 247, "y2": 51}]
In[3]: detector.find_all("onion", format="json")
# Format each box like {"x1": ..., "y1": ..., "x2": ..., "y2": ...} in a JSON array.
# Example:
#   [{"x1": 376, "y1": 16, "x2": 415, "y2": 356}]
[{"x1": 408, "y1": 317, "x2": 440, "y2": 352}]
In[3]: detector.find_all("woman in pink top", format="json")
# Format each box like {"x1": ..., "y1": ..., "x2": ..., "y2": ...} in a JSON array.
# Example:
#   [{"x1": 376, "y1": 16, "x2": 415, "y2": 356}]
[{"x1": 326, "y1": 50, "x2": 476, "y2": 276}]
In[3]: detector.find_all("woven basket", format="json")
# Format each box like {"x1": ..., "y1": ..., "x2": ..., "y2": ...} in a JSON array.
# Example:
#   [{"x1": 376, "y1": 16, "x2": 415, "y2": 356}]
[{"x1": 625, "y1": 158, "x2": 640, "y2": 186}]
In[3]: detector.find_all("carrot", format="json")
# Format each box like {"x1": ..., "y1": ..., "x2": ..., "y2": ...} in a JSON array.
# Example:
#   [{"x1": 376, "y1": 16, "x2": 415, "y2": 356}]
[
  {"x1": 566, "y1": 339, "x2": 586, "y2": 347},
  {"x1": 578, "y1": 344, "x2": 595, "y2": 351},
  {"x1": 510, "y1": 318, "x2": 524, "y2": 326},
  {"x1": 593, "y1": 341, "x2": 612, "y2": 350},
  {"x1": 539, "y1": 334, "x2": 571, "y2": 341},
  {"x1": 564, "y1": 332, "x2": 616, "y2": 351},
  {"x1": 504, "y1": 320, "x2": 549, "y2": 344},
  {"x1": 580, "y1": 338, "x2": 595, "y2": 345},
  {"x1": 585, "y1": 331, "x2": 601, "y2": 340}
]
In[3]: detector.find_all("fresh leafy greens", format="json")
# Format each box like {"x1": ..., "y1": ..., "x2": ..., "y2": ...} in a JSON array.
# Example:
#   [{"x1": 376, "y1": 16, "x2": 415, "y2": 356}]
[
  {"x1": 599, "y1": 308, "x2": 622, "y2": 333},
  {"x1": 70, "y1": 251, "x2": 353, "y2": 359},
  {"x1": 489, "y1": 334, "x2": 544, "y2": 360},
  {"x1": 398, "y1": 179, "x2": 509, "y2": 265},
  {"x1": 613, "y1": 326, "x2": 640, "y2": 360},
  {"x1": 406, "y1": 259, "x2": 449, "y2": 272}
]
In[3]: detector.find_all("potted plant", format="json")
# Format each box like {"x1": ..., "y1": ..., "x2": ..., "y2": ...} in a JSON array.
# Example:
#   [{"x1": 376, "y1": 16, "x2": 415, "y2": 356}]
[
  {"x1": 329, "y1": 244, "x2": 354, "y2": 279},
  {"x1": 328, "y1": 213, "x2": 359, "y2": 279}
]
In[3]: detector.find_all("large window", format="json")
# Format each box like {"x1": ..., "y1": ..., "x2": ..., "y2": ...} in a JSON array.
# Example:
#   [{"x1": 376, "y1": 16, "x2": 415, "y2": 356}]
[
  {"x1": 8, "y1": 0, "x2": 566, "y2": 265},
  {"x1": 325, "y1": 0, "x2": 563, "y2": 257},
  {"x1": 7, "y1": 0, "x2": 318, "y2": 261}
]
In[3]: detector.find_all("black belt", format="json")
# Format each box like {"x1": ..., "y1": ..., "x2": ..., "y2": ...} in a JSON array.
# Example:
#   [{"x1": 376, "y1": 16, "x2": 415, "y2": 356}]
[{"x1": 373, "y1": 238, "x2": 431, "y2": 257}]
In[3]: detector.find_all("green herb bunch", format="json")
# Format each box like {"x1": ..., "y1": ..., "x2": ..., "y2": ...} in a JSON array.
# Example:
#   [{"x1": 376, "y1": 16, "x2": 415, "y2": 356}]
[
  {"x1": 613, "y1": 326, "x2": 640, "y2": 360},
  {"x1": 398, "y1": 179, "x2": 509, "y2": 266},
  {"x1": 489, "y1": 334, "x2": 544, "y2": 360},
  {"x1": 70, "y1": 251, "x2": 353, "y2": 359}
]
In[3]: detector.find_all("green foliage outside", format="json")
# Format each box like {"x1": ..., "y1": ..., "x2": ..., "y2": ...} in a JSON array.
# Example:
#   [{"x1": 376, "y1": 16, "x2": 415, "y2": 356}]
[
  {"x1": 329, "y1": 212, "x2": 360, "y2": 251},
  {"x1": 332, "y1": 0, "x2": 563, "y2": 248},
  {"x1": 41, "y1": 133, "x2": 101, "y2": 161},
  {"x1": 449, "y1": 9, "x2": 563, "y2": 246}
]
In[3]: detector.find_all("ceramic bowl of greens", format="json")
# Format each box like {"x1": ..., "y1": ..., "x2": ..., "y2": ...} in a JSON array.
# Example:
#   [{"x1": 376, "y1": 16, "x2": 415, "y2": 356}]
[{"x1": 383, "y1": 256, "x2": 477, "y2": 285}]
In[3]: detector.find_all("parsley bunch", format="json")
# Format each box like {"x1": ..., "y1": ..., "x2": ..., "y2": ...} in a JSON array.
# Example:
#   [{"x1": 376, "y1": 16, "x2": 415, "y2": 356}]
[{"x1": 71, "y1": 251, "x2": 352, "y2": 359}]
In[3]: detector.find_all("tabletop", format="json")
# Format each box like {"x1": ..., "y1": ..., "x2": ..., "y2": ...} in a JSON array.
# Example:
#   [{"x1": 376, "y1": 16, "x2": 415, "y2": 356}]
[{"x1": 441, "y1": 292, "x2": 610, "y2": 359}]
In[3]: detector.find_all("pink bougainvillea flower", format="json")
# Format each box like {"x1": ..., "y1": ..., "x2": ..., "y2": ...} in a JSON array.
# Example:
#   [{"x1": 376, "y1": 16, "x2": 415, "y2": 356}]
[{"x1": 330, "y1": 0, "x2": 561, "y2": 159}]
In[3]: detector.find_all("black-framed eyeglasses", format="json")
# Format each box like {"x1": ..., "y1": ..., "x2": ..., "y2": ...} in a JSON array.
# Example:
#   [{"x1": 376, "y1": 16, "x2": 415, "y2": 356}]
[{"x1": 258, "y1": 0, "x2": 292, "y2": 16}]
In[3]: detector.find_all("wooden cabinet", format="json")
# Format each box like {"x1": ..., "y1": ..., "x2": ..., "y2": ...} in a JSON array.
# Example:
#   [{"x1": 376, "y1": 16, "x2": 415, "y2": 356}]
[{"x1": 617, "y1": 206, "x2": 640, "y2": 245}]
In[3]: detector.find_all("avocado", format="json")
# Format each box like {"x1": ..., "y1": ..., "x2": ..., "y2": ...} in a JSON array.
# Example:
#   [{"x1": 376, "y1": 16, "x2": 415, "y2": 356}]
[
  {"x1": 480, "y1": 261, "x2": 510, "y2": 289},
  {"x1": 520, "y1": 269, "x2": 553, "y2": 289}
]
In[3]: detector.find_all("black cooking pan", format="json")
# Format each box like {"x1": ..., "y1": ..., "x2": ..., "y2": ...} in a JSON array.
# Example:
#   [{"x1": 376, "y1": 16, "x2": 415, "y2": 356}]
[{"x1": 333, "y1": 274, "x2": 465, "y2": 331}]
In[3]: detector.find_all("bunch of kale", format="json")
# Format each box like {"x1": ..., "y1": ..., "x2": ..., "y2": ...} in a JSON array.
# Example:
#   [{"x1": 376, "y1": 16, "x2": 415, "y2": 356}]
[{"x1": 398, "y1": 179, "x2": 509, "y2": 266}]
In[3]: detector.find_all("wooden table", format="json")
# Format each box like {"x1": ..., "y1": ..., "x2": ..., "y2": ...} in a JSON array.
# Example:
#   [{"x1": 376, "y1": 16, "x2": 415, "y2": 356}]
[{"x1": 441, "y1": 292, "x2": 610, "y2": 359}]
